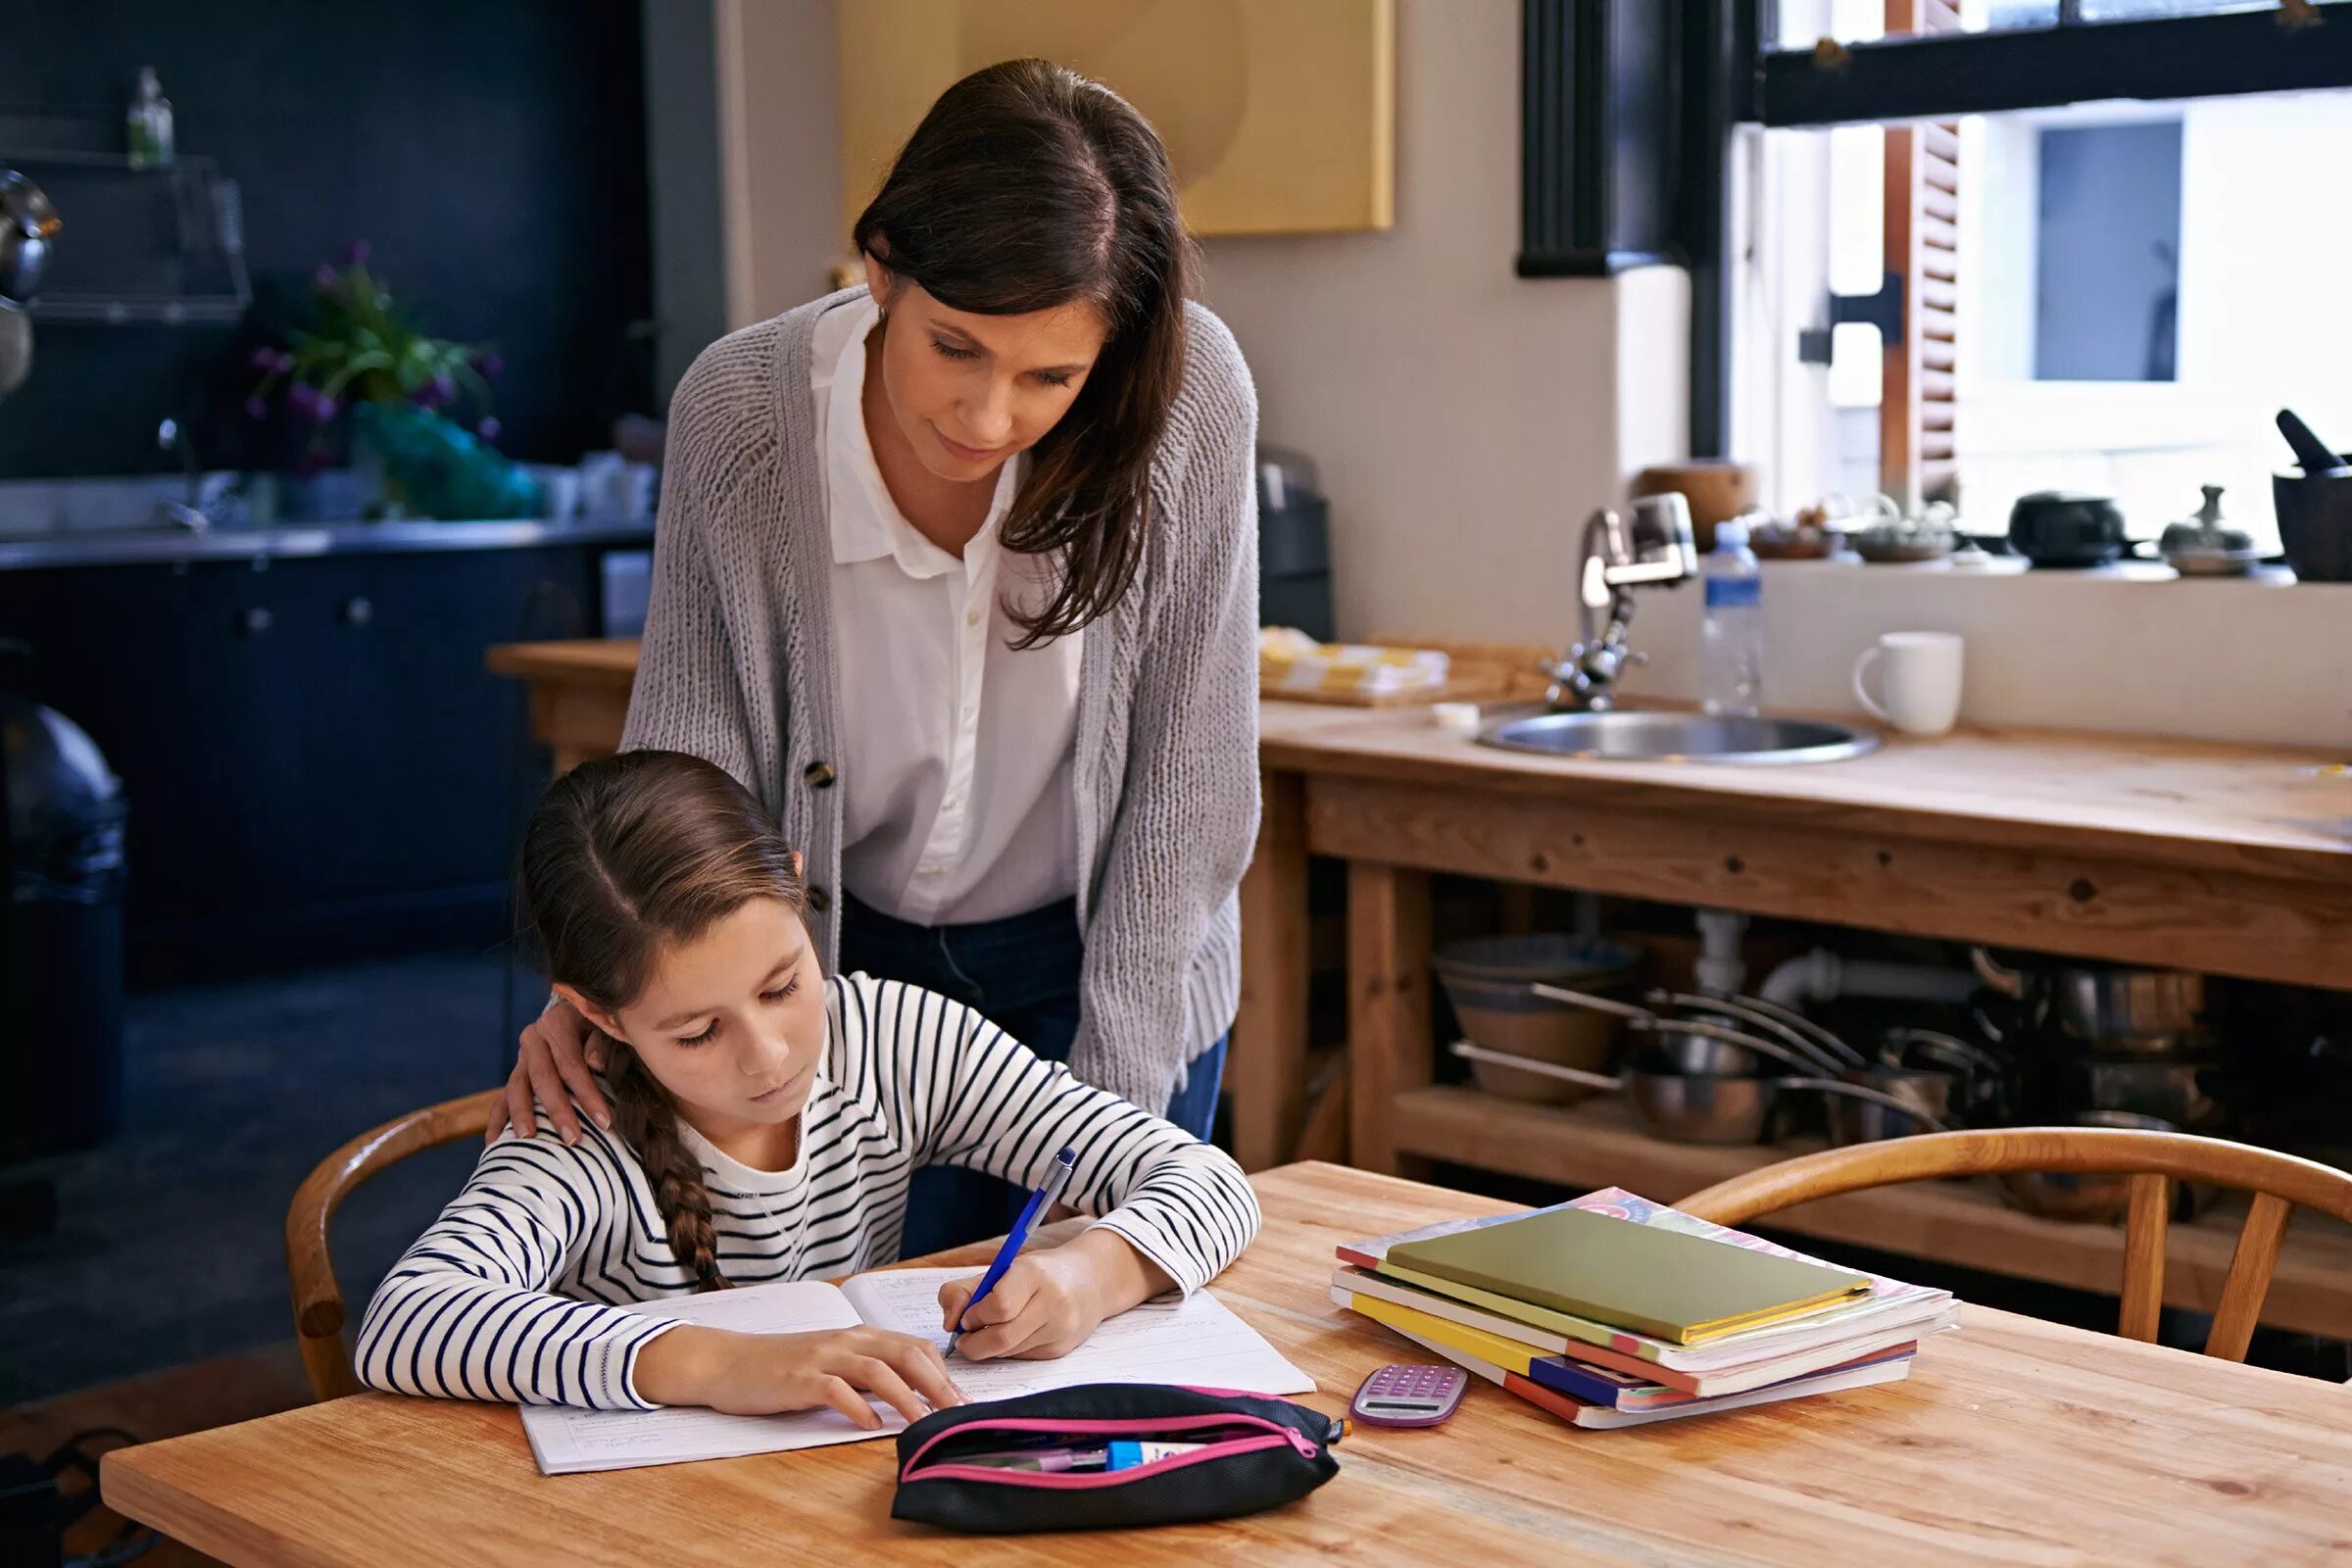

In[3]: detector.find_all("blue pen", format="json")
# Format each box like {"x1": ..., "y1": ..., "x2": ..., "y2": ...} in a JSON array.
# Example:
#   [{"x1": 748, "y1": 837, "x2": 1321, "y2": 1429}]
[{"x1": 949, "y1": 1146, "x2": 1078, "y2": 1358}]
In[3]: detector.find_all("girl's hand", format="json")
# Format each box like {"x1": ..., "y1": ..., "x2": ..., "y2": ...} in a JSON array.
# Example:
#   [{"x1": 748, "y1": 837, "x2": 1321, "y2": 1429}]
[
  {"x1": 489, "y1": 998, "x2": 611, "y2": 1146},
  {"x1": 634, "y1": 1325, "x2": 964, "y2": 1428},
  {"x1": 938, "y1": 1231, "x2": 1173, "y2": 1361}
]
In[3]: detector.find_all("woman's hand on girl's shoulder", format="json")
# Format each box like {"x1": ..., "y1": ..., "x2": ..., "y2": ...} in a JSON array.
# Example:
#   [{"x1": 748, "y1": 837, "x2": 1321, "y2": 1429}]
[
  {"x1": 634, "y1": 1324, "x2": 963, "y2": 1427},
  {"x1": 488, "y1": 998, "x2": 612, "y2": 1146}
]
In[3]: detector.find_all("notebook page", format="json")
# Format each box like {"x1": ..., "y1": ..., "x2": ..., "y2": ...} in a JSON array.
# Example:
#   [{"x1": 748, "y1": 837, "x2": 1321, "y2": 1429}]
[
  {"x1": 517, "y1": 1279, "x2": 903, "y2": 1474},
  {"x1": 841, "y1": 1266, "x2": 1313, "y2": 1400}
]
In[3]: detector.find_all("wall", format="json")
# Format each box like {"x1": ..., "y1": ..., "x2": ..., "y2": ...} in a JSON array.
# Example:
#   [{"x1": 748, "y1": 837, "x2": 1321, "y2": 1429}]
[
  {"x1": 713, "y1": 0, "x2": 844, "y2": 328},
  {"x1": 1199, "y1": 0, "x2": 1687, "y2": 647},
  {"x1": 1, "y1": 0, "x2": 653, "y2": 478},
  {"x1": 1622, "y1": 565, "x2": 2352, "y2": 750}
]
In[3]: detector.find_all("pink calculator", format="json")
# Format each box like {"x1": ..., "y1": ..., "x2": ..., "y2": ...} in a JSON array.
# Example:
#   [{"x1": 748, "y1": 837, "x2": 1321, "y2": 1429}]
[{"x1": 1350, "y1": 1363, "x2": 1469, "y2": 1428}]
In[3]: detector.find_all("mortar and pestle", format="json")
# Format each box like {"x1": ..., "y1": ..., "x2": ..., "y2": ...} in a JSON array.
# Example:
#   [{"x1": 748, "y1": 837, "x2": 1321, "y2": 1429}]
[{"x1": 2274, "y1": 409, "x2": 2352, "y2": 582}]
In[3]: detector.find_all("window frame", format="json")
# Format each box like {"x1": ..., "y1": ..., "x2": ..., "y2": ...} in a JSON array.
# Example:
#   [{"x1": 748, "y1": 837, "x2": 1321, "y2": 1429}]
[
  {"x1": 1759, "y1": 4, "x2": 2352, "y2": 130},
  {"x1": 1521, "y1": 0, "x2": 2352, "y2": 459}
]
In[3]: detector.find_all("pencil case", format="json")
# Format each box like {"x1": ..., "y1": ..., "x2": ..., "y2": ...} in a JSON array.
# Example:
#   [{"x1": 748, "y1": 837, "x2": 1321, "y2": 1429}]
[{"x1": 891, "y1": 1383, "x2": 1343, "y2": 1534}]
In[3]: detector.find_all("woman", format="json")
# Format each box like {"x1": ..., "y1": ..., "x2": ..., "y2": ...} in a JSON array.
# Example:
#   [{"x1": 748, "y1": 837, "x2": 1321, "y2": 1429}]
[{"x1": 493, "y1": 59, "x2": 1259, "y2": 1255}]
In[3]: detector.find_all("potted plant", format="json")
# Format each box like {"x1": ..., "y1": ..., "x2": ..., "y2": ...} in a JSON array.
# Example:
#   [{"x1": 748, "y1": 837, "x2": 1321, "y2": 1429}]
[{"x1": 245, "y1": 242, "x2": 541, "y2": 520}]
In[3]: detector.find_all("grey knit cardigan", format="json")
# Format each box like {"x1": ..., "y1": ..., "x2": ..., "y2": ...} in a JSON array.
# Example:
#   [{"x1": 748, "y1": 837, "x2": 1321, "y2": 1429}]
[{"x1": 619, "y1": 288, "x2": 1261, "y2": 1115}]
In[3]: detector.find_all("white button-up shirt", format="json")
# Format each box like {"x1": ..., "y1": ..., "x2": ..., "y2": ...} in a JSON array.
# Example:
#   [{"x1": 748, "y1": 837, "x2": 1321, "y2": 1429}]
[{"x1": 810, "y1": 298, "x2": 1083, "y2": 927}]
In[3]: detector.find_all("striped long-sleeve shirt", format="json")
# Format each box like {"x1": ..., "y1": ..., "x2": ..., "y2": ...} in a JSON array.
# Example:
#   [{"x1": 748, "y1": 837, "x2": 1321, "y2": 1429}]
[{"x1": 354, "y1": 973, "x2": 1260, "y2": 1409}]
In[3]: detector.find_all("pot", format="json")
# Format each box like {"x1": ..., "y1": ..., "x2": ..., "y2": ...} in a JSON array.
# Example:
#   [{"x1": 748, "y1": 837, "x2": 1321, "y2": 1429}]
[
  {"x1": 1829, "y1": 1062, "x2": 1965, "y2": 1147},
  {"x1": 1434, "y1": 934, "x2": 1642, "y2": 1104},
  {"x1": 1531, "y1": 983, "x2": 1859, "y2": 1075},
  {"x1": 1996, "y1": 1109, "x2": 2176, "y2": 1222},
  {"x1": 2066, "y1": 1055, "x2": 2221, "y2": 1129},
  {"x1": 1971, "y1": 949, "x2": 2206, "y2": 1047},
  {"x1": 1447, "y1": 1040, "x2": 1948, "y2": 1147},
  {"x1": 2008, "y1": 491, "x2": 2127, "y2": 569},
  {"x1": 1879, "y1": 1027, "x2": 2010, "y2": 1122}
]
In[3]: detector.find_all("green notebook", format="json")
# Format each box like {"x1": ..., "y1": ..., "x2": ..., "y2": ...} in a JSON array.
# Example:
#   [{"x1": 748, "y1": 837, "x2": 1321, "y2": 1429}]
[{"x1": 1386, "y1": 1207, "x2": 1870, "y2": 1346}]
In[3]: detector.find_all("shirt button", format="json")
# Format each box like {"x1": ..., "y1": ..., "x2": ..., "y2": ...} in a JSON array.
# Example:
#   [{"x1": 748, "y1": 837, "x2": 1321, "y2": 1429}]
[
  {"x1": 806, "y1": 885, "x2": 832, "y2": 913},
  {"x1": 803, "y1": 760, "x2": 837, "y2": 790},
  {"x1": 965, "y1": 610, "x2": 981, "y2": 628}
]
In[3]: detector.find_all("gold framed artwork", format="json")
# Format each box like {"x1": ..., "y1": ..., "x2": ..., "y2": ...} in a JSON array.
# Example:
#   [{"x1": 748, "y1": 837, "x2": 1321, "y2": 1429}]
[{"x1": 838, "y1": 0, "x2": 1396, "y2": 238}]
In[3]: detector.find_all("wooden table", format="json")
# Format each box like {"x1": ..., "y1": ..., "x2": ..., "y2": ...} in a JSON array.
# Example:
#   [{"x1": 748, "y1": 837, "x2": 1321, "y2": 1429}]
[
  {"x1": 485, "y1": 638, "x2": 639, "y2": 773},
  {"x1": 101, "y1": 1164, "x2": 2352, "y2": 1567}
]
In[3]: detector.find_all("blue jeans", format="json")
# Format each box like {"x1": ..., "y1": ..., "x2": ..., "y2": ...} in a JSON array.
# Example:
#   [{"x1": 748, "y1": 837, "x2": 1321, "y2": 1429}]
[{"x1": 839, "y1": 893, "x2": 1228, "y2": 1258}]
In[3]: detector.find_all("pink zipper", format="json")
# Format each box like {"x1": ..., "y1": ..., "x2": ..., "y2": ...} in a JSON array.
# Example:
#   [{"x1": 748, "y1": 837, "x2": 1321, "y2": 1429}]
[
  {"x1": 902, "y1": 1412, "x2": 1319, "y2": 1485},
  {"x1": 909, "y1": 1433, "x2": 1297, "y2": 1490}
]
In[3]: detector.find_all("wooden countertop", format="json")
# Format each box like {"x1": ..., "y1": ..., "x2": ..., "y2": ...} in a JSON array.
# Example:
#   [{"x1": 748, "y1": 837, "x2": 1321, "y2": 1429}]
[
  {"x1": 1261, "y1": 699, "x2": 2352, "y2": 884},
  {"x1": 485, "y1": 637, "x2": 643, "y2": 690},
  {"x1": 101, "y1": 1164, "x2": 2352, "y2": 1568}
]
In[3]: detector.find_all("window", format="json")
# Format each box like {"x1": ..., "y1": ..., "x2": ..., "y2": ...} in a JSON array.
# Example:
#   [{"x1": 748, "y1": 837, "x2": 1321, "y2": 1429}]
[{"x1": 1732, "y1": 0, "x2": 2352, "y2": 548}]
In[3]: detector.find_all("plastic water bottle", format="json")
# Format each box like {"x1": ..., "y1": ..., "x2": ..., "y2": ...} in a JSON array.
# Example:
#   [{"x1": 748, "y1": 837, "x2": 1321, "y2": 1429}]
[{"x1": 1700, "y1": 518, "x2": 1763, "y2": 717}]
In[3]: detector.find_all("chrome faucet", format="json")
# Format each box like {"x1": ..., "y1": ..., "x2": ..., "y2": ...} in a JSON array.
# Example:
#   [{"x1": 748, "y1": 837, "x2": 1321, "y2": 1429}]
[{"x1": 1542, "y1": 493, "x2": 1698, "y2": 712}]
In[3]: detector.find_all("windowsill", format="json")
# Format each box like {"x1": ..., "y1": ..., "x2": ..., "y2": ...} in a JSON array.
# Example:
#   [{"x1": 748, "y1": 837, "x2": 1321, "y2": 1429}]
[{"x1": 1760, "y1": 553, "x2": 2304, "y2": 587}]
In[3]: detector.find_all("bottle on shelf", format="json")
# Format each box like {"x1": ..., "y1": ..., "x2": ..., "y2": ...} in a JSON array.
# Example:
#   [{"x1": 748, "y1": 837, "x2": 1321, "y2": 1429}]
[{"x1": 126, "y1": 67, "x2": 175, "y2": 170}]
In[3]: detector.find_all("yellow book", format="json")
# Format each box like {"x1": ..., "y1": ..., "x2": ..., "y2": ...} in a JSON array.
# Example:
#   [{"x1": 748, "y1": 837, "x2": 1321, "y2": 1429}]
[{"x1": 1343, "y1": 1289, "x2": 1544, "y2": 1374}]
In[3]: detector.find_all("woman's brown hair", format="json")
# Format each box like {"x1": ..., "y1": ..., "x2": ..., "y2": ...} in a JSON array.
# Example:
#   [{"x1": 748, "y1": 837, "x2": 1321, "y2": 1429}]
[
  {"x1": 853, "y1": 58, "x2": 1194, "y2": 648},
  {"x1": 515, "y1": 750, "x2": 808, "y2": 1292}
]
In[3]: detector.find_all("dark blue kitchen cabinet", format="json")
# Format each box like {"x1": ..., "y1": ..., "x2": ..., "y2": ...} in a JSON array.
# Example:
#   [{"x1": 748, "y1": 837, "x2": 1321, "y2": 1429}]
[{"x1": 0, "y1": 537, "x2": 622, "y2": 984}]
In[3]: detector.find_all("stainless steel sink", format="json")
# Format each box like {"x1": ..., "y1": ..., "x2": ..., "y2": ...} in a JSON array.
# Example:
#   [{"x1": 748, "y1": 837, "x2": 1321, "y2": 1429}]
[{"x1": 1478, "y1": 710, "x2": 1881, "y2": 765}]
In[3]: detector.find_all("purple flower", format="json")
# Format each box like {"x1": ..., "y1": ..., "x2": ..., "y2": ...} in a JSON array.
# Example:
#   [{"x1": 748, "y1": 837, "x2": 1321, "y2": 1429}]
[
  {"x1": 476, "y1": 416, "x2": 501, "y2": 443},
  {"x1": 412, "y1": 372, "x2": 455, "y2": 411},
  {"x1": 314, "y1": 262, "x2": 340, "y2": 291},
  {"x1": 337, "y1": 239, "x2": 371, "y2": 267},
  {"x1": 244, "y1": 394, "x2": 269, "y2": 420},
  {"x1": 249, "y1": 345, "x2": 278, "y2": 370},
  {"x1": 469, "y1": 351, "x2": 504, "y2": 379},
  {"x1": 289, "y1": 383, "x2": 338, "y2": 422}
]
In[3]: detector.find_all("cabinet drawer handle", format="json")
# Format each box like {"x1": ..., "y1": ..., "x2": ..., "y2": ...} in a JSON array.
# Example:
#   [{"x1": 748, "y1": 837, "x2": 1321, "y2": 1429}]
[
  {"x1": 342, "y1": 596, "x2": 373, "y2": 626},
  {"x1": 238, "y1": 607, "x2": 272, "y2": 636}
]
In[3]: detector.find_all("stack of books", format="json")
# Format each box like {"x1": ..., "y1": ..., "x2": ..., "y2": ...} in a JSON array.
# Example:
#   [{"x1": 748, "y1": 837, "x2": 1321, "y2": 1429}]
[{"x1": 1331, "y1": 1188, "x2": 1958, "y2": 1430}]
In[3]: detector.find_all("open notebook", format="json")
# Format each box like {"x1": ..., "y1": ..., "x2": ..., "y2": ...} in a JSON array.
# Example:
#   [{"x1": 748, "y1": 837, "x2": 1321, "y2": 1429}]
[{"x1": 518, "y1": 1267, "x2": 1313, "y2": 1475}]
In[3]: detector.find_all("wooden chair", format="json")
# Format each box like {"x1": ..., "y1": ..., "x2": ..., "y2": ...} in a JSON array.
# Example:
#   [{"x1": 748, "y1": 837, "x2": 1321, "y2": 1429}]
[
  {"x1": 284, "y1": 1088, "x2": 503, "y2": 1400},
  {"x1": 1677, "y1": 1126, "x2": 2352, "y2": 1362}
]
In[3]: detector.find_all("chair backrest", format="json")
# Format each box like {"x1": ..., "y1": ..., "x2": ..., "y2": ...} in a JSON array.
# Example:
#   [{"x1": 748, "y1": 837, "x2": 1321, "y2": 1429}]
[
  {"x1": 1677, "y1": 1126, "x2": 2352, "y2": 1361},
  {"x1": 284, "y1": 1088, "x2": 502, "y2": 1400}
]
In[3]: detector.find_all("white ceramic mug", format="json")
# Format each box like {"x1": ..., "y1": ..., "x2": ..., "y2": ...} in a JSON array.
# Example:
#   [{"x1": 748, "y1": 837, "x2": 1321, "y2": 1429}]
[{"x1": 1852, "y1": 632, "x2": 1964, "y2": 736}]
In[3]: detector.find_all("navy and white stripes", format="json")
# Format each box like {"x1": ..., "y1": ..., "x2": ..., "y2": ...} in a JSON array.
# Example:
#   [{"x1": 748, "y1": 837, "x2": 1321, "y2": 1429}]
[{"x1": 354, "y1": 973, "x2": 1260, "y2": 1409}]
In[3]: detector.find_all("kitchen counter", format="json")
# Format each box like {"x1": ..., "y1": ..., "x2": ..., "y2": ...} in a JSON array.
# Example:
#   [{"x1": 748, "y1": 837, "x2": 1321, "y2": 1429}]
[
  {"x1": 1239, "y1": 697, "x2": 2352, "y2": 1342},
  {"x1": 1258, "y1": 699, "x2": 2352, "y2": 883},
  {"x1": 1243, "y1": 699, "x2": 2352, "y2": 1166},
  {"x1": 0, "y1": 515, "x2": 654, "y2": 570}
]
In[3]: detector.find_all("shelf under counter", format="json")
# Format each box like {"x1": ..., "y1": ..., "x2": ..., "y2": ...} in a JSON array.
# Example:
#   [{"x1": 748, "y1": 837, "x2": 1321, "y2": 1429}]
[{"x1": 1387, "y1": 1084, "x2": 2352, "y2": 1341}]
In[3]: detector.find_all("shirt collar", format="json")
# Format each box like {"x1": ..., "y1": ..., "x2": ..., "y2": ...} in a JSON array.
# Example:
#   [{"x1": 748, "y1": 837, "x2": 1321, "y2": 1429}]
[{"x1": 825, "y1": 298, "x2": 1026, "y2": 579}]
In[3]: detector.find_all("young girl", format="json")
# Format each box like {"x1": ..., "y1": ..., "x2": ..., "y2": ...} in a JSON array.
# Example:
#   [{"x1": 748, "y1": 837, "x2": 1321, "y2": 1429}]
[{"x1": 357, "y1": 751, "x2": 1259, "y2": 1428}]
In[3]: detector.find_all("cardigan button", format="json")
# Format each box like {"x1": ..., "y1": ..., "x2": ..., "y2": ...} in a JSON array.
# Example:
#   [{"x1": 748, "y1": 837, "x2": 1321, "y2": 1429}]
[
  {"x1": 804, "y1": 760, "x2": 837, "y2": 789},
  {"x1": 807, "y1": 884, "x2": 832, "y2": 914}
]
